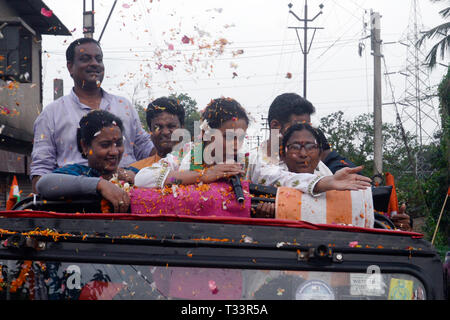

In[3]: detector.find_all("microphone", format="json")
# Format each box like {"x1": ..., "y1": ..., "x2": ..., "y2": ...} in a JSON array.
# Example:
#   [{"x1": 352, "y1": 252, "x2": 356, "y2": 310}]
[{"x1": 230, "y1": 175, "x2": 245, "y2": 203}]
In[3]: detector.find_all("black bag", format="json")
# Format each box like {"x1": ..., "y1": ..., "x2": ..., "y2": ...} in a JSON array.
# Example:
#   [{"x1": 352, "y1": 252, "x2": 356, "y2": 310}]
[{"x1": 371, "y1": 186, "x2": 393, "y2": 213}]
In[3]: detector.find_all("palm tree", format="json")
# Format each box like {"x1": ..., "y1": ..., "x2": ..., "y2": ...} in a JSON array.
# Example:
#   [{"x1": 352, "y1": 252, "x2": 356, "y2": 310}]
[{"x1": 417, "y1": 1, "x2": 450, "y2": 69}]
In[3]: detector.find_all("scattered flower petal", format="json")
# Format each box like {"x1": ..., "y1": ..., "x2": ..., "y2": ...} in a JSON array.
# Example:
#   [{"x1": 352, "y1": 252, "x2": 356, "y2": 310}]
[
  {"x1": 163, "y1": 64, "x2": 174, "y2": 71},
  {"x1": 40, "y1": 8, "x2": 53, "y2": 18},
  {"x1": 208, "y1": 280, "x2": 218, "y2": 294},
  {"x1": 181, "y1": 35, "x2": 191, "y2": 44},
  {"x1": 349, "y1": 241, "x2": 359, "y2": 248}
]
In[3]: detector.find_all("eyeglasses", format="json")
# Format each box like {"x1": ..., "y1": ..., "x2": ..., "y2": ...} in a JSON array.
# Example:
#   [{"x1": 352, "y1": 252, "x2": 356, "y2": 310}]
[{"x1": 286, "y1": 142, "x2": 318, "y2": 153}]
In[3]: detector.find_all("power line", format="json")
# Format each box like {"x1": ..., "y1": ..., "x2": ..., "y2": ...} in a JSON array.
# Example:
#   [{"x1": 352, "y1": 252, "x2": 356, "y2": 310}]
[
  {"x1": 44, "y1": 38, "x2": 362, "y2": 58},
  {"x1": 288, "y1": 0, "x2": 324, "y2": 98},
  {"x1": 98, "y1": 73, "x2": 376, "y2": 92}
]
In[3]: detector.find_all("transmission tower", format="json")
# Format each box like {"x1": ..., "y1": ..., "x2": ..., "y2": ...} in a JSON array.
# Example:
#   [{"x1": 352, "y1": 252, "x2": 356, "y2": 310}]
[{"x1": 397, "y1": 0, "x2": 441, "y2": 177}]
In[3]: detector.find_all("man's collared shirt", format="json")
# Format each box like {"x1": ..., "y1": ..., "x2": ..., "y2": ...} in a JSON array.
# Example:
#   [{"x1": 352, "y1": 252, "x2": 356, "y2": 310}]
[{"x1": 31, "y1": 88, "x2": 154, "y2": 177}]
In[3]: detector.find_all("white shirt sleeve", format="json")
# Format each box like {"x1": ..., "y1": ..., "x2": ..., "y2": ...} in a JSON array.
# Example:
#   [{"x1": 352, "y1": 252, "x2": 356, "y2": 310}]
[
  {"x1": 30, "y1": 106, "x2": 58, "y2": 177},
  {"x1": 134, "y1": 144, "x2": 193, "y2": 188},
  {"x1": 134, "y1": 154, "x2": 180, "y2": 188},
  {"x1": 246, "y1": 150, "x2": 325, "y2": 197},
  {"x1": 315, "y1": 160, "x2": 333, "y2": 177}
]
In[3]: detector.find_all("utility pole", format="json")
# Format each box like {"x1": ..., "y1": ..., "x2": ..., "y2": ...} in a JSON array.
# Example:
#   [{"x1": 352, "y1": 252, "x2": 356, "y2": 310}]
[
  {"x1": 371, "y1": 11, "x2": 383, "y2": 184},
  {"x1": 261, "y1": 115, "x2": 269, "y2": 141},
  {"x1": 82, "y1": 0, "x2": 118, "y2": 43},
  {"x1": 288, "y1": 1, "x2": 324, "y2": 99},
  {"x1": 83, "y1": 0, "x2": 95, "y2": 38}
]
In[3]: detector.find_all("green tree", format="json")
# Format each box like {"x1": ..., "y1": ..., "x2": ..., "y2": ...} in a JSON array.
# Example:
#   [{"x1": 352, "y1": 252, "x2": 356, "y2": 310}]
[
  {"x1": 318, "y1": 111, "x2": 435, "y2": 218},
  {"x1": 417, "y1": 1, "x2": 450, "y2": 69},
  {"x1": 135, "y1": 103, "x2": 149, "y2": 132},
  {"x1": 439, "y1": 66, "x2": 450, "y2": 186},
  {"x1": 318, "y1": 111, "x2": 416, "y2": 180},
  {"x1": 421, "y1": 66, "x2": 450, "y2": 254},
  {"x1": 168, "y1": 93, "x2": 201, "y2": 139},
  {"x1": 319, "y1": 107, "x2": 449, "y2": 253}
]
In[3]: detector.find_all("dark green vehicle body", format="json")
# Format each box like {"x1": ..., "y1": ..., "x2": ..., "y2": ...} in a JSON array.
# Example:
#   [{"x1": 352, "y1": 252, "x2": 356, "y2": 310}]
[{"x1": 0, "y1": 207, "x2": 446, "y2": 300}]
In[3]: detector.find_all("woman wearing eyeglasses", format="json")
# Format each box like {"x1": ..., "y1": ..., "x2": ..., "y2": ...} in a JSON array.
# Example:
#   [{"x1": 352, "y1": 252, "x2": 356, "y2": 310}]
[
  {"x1": 281, "y1": 122, "x2": 371, "y2": 190},
  {"x1": 250, "y1": 122, "x2": 373, "y2": 221},
  {"x1": 247, "y1": 122, "x2": 371, "y2": 198},
  {"x1": 280, "y1": 123, "x2": 331, "y2": 176}
]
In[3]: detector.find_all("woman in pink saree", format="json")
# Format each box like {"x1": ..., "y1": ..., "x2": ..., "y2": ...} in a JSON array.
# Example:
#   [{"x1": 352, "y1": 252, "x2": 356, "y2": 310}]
[{"x1": 132, "y1": 98, "x2": 251, "y2": 217}]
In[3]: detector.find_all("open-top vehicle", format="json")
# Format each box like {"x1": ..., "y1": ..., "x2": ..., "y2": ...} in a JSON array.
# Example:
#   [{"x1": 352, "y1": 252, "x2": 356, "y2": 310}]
[{"x1": 0, "y1": 185, "x2": 447, "y2": 301}]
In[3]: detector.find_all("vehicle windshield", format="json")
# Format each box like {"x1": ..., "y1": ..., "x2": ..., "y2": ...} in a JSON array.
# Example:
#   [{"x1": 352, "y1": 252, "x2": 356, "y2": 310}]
[{"x1": 0, "y1": 260, "x2": 426, "y2": 300}]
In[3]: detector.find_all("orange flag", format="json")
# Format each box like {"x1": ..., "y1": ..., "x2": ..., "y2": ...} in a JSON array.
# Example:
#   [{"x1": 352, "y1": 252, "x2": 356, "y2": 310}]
[
  {"x1": 385, "y1": 172, "x2": 399, "y2": 217},
  {"x1": 6, "y1": 176, "x2": 21, "y2": 210}
]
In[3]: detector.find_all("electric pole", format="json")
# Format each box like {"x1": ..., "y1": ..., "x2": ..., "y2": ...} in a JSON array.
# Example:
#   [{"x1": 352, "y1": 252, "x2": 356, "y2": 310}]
[
  {"x1": 371, "y1": 11, "x2": 383, "y2": 184},
  {"x1": 261, "y1": 115, "x2": 269, "y2": 141},
  {"x1": 288, "y1": 1, "x2": 324, "y2": 99},
  {"x1": 82, "y1": 0, "x2": 118, "y2": 43},
  {"x1": 83, "y1": 0, "x2": 95, "y2": 38}
]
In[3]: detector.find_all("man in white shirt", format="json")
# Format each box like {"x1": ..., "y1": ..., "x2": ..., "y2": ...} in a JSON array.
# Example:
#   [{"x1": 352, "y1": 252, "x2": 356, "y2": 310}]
[
  {"x1": 31, "y1": 38, "x2": 154, "y2": 192},
  {"x1": 251, "y1": 92, "x2": 332, "y2": 179}
]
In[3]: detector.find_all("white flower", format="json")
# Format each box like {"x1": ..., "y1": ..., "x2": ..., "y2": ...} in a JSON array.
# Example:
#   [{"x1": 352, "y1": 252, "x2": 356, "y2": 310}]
[
  {"x1": 172, "y1": 184, "x2": 178, "y2": 198},
  {"x1": 199, "y1": 119, "x2": 211, "y2": 133}
]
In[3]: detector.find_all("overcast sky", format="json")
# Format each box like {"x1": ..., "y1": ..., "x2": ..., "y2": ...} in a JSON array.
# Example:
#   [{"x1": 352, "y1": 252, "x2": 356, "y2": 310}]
[{"x1": 41, "y1": 0, "x2": 448, "y2": 140}]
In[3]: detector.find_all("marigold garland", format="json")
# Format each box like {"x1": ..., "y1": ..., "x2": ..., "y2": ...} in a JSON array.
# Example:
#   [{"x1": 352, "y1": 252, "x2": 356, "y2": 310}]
[{"x1": 9, "y1": 260, "x2": 32, "y2": 293}]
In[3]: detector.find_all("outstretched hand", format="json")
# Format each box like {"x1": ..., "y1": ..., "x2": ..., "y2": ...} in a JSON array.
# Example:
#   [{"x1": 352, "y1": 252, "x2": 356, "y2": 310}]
[
  {"x1": 332, "y1": 166, "x2": 372, "y2": 190},
  {"x1": 315, "y1": 166, "x2": 372, "y2": 193}
]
